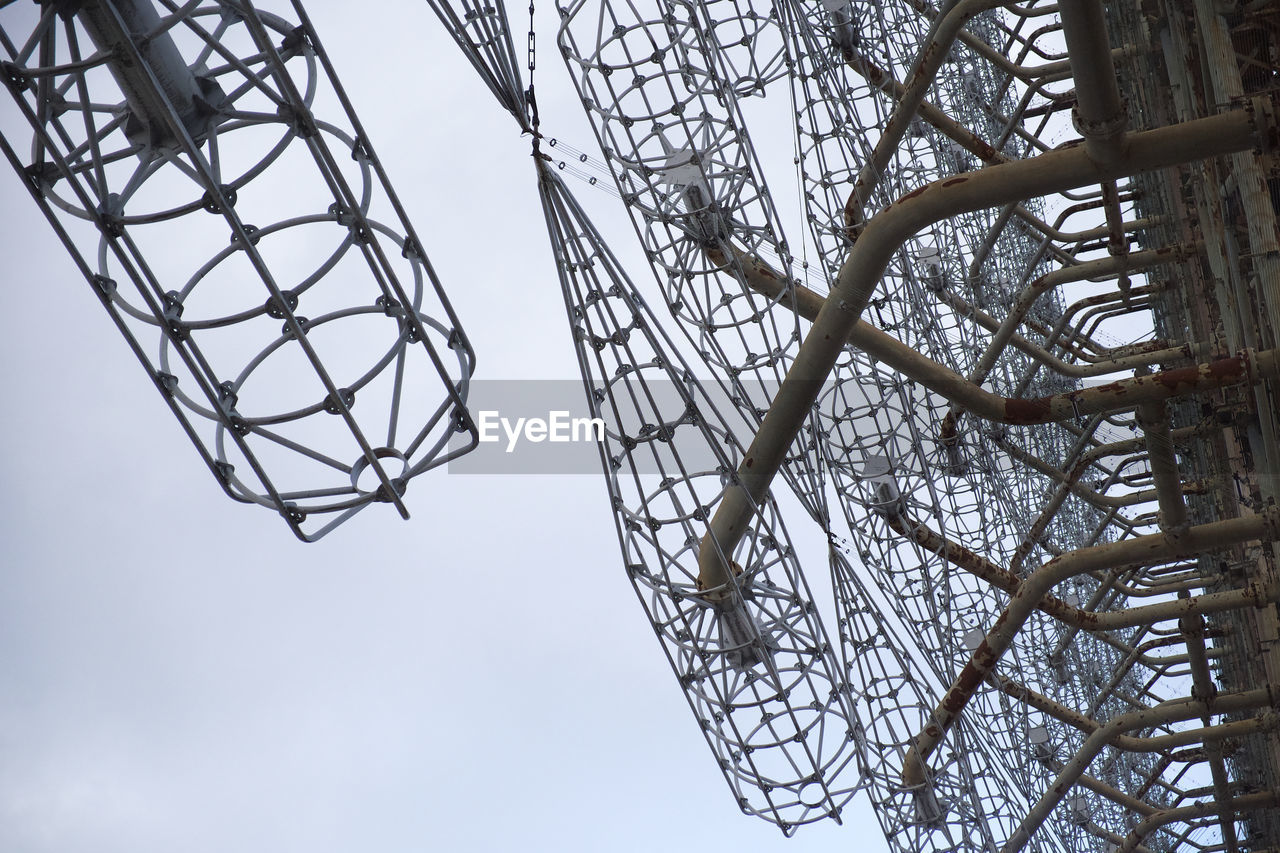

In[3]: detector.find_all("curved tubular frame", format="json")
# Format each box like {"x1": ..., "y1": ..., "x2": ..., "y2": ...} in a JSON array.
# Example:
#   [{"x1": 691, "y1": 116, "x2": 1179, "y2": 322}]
[
  {"x1": 0, "y1": 0, "x2": 479, "y2": 540},
  {"x1": 901, "y1": 505, "x2": 1280, "y2": 789},
  {"x1": 999, "y1": 689, "x2": 1278, "y2": 853},
  {"x1": 1114, "y1": 792, "x2": 1280, "y2": 853},
  {"x1": 697, "y1": 101, "x2": 1272, "y2": 590}
]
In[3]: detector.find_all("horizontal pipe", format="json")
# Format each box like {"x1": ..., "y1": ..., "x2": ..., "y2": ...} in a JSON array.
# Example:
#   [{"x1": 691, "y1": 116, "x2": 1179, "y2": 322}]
[
  {"x1": 742, "y1": 247, "x2": 1190, "y2": 383},
  {"x1": 1040, "y1": 286, "x2": 1172, "y2": 363},
  {"x1": 958, "y1": 247, "x2": 1188, "y2": 395},
  {"x1": 997, "y1": 437, "x2": 1172, "y2": 511},
  {"x1": 889, "y1": 513, "x2": 1274, "y2": 631},
  {"x1": 717, "y1": 244, "x2": 1274, "y2": 433},
  {"x1": 1002, "y1": 694, "x2": 1278, "y2": 853},
  {"x1": 696, "y1": 104, "x2": 1269, "y2": 592},
  {"x1": 1115, "y1": 791, "x2": 1280, "y2": 853},
  {"x1": 994, "y1": 676, "x2": 1275, "y2": 754},
  {"x1": 901, "y1": 506, "x2": 1280, "y2": 790}
]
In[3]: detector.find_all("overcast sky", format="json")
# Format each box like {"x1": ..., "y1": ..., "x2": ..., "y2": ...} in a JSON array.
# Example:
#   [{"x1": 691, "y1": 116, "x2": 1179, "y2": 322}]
[{"x1": 0, "y1": 2, "x2": 886, "y2": 851}]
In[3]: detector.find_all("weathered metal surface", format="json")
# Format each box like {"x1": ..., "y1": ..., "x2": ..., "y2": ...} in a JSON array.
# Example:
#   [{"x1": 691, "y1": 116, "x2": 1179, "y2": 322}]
[{"x1": 7, "y1": 0, "x2": 1280, "y2": 849}]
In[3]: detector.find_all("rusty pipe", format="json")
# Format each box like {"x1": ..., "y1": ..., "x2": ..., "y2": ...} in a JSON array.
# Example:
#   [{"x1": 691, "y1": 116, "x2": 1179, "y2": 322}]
[
  {"x1": 1114, "y1": 791, "x2": 1280, "y2": 853},
  {"x1": 957, "y1": 247, "x2": 1186, "y2": 401},
  {"x1": 1046, "y1": 287, "x2": 1172, "y2": 362},
  {"x1": 886, "y1": 334, "x2": 1275, "y2": 431},
  {"x1": 836, "y1": 40, "x2": 1144, "y2": 263},
  {"x1": 839, "y1": 46, "x2": 1009, "y2": 168},
  {"x1": 718, "y1": 246, "x2": 1269, "y2": 434},
  {"x1": 1180, "y1": 610, "x2": 1239, "y2": 853},
  {"x1": 1137, "y1": 399, "x2": 1189, "y2": 537},
  {"x1": 995, "y1": 437, "x2": 1193, "y2": 513},
  {"x1": 1057, "y1": 0, "x2": 1127, "y2": 163},
  {"x1": 1100, "y1": 180, "x2": 1132, "y2": 298},
  {"x1": 936, "y1": 287, "x2": 1186, "y2": 378},
  {"x1": 999, "y1": 692, "x2": 1278, "y2": 853},
  {"x1": 992, "y1": 677, "x2": 1276, "y2": 755},
  {"x1": 900, "y1": 505, "x2": 1280, "y2": 790},
  {"x1": 889, "y1": 513, "x2": 1274, "y2": 631},
  {"x1": 996, "y1": 421, "x2": 1216, "y2": 517},
  {"x1": 1002, "y1": 416, "x2": 1115, "y2": 574},
  {"x1": 843, "y1": 0, "x2": 1012, "y2": 234},
  {"x1": 696, "y1": 105, "x2": 1271, "y2": 592}
]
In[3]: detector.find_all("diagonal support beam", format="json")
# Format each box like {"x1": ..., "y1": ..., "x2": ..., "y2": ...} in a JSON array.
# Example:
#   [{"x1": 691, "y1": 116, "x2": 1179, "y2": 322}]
[
  {"x1": 696, "y1": 105, "x2": 1274, "y2": 591},
  {"x1": 901, "y1": 505, "x2": 1280, "y2": 791}
]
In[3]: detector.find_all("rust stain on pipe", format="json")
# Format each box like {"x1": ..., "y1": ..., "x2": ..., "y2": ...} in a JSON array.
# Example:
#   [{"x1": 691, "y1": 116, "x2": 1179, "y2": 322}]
[{"x1": 697, "y1": 106, "x2": 1270, "y2": 592}]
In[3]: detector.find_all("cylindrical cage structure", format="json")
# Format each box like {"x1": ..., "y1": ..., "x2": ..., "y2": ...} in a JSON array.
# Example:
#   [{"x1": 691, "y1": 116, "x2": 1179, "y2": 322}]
[{"x1": 0, "y1": 0, "x2": 478, "y2": 540}]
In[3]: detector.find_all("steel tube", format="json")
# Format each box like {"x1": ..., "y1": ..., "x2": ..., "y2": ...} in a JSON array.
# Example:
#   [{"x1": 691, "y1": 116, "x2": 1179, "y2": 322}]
[
  {"x1": 832, "y1": 42, "x2": 1140, "y2": 281},
  {"x1": 996, "y1": 437, "x2": 1174, "y2": 512},
  {"x1": 901, "y1": 507, "x2": 1280, "y2": 790},
  {"x1": 1057, "y1": 0, "x2": 1127, "y2": 162},
  {"x1": 992, "y1": 676, "x2": 1278, "y2": 753},
  {"x1": 1181, "y1": 611, "x2": 1240, "y2": 853},
  {"x1": 958, "y1": 247, "x2": 1184, "y2": 397},
  {"x1": 76, "y1": 0, "x2": 208, "y2": 145},
  {"x1": 999, "y1": 690, "x2": 1277, "y2": 853},
  {"x1": 890, "y1": 512, "x2": 1275, "y2": 631},
  {"x1": 849, "y1": 329, "x2": 1274, "y2": 429},
  {"x1": 1045, "y1": 287, "x2": 1172, "y2": 362},
  {"x1": 1100, "y1": 180, "x2": 1132, "y2": 296},
  {"x1": 837, "y1": 45, "x2": 1009, "y2": 167},
  {"x1": 1137, "y1": 399, "x2": 1189, "y2": 537},
  {"x1": 718, "y1": 243, "x2": 1224, "y2": 421},
  {"x1": 701, "y1": 104, "x2": 1269, "y2": 591},
  {"x1": 1115, "y1": 792, "x2": 1280, "y2": 853},
  {"x1": 936, "y1": 287, "x2": 1184, "y2": 378},
  {"x1": 842, "y1": 0, "x2": 1011, "y2": 233},
  {"x1": 1083, "y1": 822, "x2": 1156, "y2": 853},
  {"x1": 1076, "y1": 775, "x2": 1158, "y2": 819},
  {"x1": 743, "y1": 241, "x2": 1189, "y2": 381},
  {"x1": 698, "y1": 104, "x2": 1270, "y2": 590}
]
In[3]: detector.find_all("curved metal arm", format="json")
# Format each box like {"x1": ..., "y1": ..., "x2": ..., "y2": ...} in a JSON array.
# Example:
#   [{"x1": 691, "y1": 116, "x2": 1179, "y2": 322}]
[
  {"x1": 1115, "y1": 792, "x2": 1280, "y2": 853},
  {"x1": 694, "y1": 103, "x2": 1271, "y2": 592},
  {"x1": 901, "y1": 505, "x2": 1280, "y2": 791}
]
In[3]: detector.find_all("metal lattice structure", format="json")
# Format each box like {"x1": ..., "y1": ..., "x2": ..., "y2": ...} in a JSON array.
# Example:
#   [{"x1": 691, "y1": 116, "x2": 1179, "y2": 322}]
[
  {"x1": 0, "y1": 0, "x2": 478, "y2": 540},
  {"x1": 5, "y1": 0, "x2": 1280, "y2": 850}
]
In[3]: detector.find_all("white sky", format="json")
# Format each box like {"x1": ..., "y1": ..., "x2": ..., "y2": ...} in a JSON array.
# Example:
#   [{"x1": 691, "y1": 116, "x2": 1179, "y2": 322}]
[{"x1": 0, "y1": 1, "x2": 886, "y2": 850}]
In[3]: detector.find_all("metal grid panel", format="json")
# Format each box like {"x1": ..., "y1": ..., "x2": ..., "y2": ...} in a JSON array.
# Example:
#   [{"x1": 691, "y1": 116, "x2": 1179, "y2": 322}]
[{"x1": 0, "y1": 0, "x2": 478, "y2": 540}]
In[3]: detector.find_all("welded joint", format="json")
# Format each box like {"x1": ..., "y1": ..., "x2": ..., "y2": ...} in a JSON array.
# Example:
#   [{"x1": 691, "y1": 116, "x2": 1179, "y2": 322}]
[
  {"x1": 1073, "y1": 101, "x2": 1130, "y2": 157},
  {"x1": 1058, "y1": 0, "x2": 1129, "y2": 163},
  {"x1": 695, "y1": 558, "x2": 745, "y2": 603}
]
